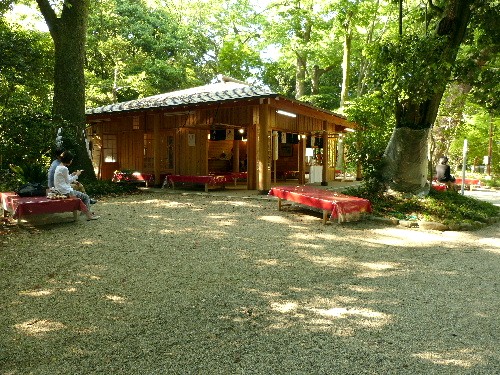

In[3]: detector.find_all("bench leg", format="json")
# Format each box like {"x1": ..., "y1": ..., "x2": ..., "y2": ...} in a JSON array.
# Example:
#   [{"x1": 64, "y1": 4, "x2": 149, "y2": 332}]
[
  {"x1": 73, "y1": 210, "x2": 79, "y2": 221},
  {"x1": 323, "y1": 210, "x2": 328, "y2": 225},
  {"x1": 205, "y1": 183, "x2": 209, "y2": 192},
  {"x1": 278, "y1": 197, "x2": 283, "y2": 211}
]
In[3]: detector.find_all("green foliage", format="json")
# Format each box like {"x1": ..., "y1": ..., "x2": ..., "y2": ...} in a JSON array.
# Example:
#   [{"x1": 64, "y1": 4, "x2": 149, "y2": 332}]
[
  {"x1": 482, "y1": 178, "x2": 500, "y2": 188},
  {"x1": 79, "y1": 179, "x2": 140, "y2": 198},
  {"x1": 455, "y1": 0, "x2": 500, "y2": 115},
  {"x1": 0, "y1": 112, "x2": 58, "y2": 170},
  {"x1": 0, "y1": 19, "x2": 53, "y2": 114},
  {"x1": 85, "y1": 0, "x2": 221, "y2": 106},
  {"x1": 9, "y1": 163, "x2": 48, "y2": 186},
  {"x1": 343, "y1": 92, "x2": 394, "y2": 191},
  {"x1": 345, "y1": 184, "x2": 500, "y2": 225},
  {"x1": 369, "y1": 34, "x2": 449, "y2": 107},
  {"x1": 0, "y1": 169, "x2": 19, "y2": 192},
  {"x1": 448, "y1": 105, "x2": 499, "y2": 175}
]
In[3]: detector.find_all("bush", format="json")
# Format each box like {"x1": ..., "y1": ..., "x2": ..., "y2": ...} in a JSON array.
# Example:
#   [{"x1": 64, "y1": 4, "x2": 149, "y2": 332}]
[
  {"x1": 345, "y1": 183, "x2": 500, "y2": 225},
  {"x1": 80, "y1": 179, "x2": 140, "y2": 198},
  {"x1": 9, "y1": 163, "x2": 48, "y2": 186}
]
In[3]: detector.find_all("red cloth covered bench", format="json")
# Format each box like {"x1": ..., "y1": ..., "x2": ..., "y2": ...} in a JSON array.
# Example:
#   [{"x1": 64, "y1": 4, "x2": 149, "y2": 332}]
[
  {"x1": 455, "y1": 178, "x2": 482, "y2": 189},
  {"x1": 431, "y1": 180, "x2": 449, "y2": 191},
  {"x1": 164, "y1": 175, "x2": 234, "y2": 192},
  {"x1": 229, "y1": 172, "x2": 247, "y2": 181},
  {"x1": 1, "y1": 192, "x2": 88, "y2": 224},
  {"x1": 269, "y1": 185, "x2": 372, "y2": 224},
  {"x1": 113, "y1": 171, "x2": 153, "y2": 184}
]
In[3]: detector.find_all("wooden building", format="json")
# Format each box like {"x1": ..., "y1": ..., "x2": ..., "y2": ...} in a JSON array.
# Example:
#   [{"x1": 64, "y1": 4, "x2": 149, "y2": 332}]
[{"x1": 85, "y1": 76, "x2": 356, "y2": 192}]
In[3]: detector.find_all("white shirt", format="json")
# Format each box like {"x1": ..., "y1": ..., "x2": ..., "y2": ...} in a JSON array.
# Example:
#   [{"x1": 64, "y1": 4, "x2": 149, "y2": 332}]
[{"x1": 54, "y1": 165, "x2": 78, "y2": 195}]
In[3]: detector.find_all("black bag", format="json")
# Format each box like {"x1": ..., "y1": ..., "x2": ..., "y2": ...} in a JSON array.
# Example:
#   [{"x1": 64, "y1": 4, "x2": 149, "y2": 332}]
[{"x1": 16, "y1": 183, "x2": 46, "y2": 197}]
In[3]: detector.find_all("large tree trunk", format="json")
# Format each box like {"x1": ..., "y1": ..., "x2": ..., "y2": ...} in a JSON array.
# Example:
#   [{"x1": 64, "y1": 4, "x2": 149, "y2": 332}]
[
  {"x1": 295, "y1": 55, "x2": 307, "y2": 99},
  {"x1": 382, "y1": 0, "x2": 474, "y2": 193},
  {"x1": 36, "y1": 0, "x2": 94, "y2": 177},
  {"x1": 339, "y1": 21, "x2": 352, "y2": 109}
]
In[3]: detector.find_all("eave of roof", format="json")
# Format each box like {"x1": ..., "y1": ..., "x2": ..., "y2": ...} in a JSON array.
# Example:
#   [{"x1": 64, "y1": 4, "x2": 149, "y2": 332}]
[
  {"x1": 85, "y1": 81, "x2": 355, "y2": 128},
  {"x1": 85, "y1": 82, "x2": 275, "y2": 115}
]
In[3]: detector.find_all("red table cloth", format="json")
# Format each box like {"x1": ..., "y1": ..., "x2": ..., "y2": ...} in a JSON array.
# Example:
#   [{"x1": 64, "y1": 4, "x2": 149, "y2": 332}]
[
  {"x1": 1, "y1": 192, "x2": 88, "y2": 220},
  {"x1": 269, "y1": 185, "x2": 372, "y2": 223},
  {"x1": 113, "y1": 171, "x2": 155, "y2": 184},
  {"x1": 431, "y1": 181, "x2": 448, "y2": 191},
  {"x1": 455, "y1": 178, "x2": 481, "y2": 186}
]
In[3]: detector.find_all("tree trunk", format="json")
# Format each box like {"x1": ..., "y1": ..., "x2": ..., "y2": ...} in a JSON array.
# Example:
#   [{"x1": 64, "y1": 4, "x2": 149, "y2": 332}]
[
  {"x1": 295, "y1": 55, "x2": 307, "y2": 99},
  {"x1": 312, "y1": 64, "x2": 334, "y2": 95},
  {"x1": 382, "y1": 0, "x2": 475, "y2": 193},
  {"x1": 36, "y1": 0, "x2": 94, "y2": 177},
  {"x1": 339, "y1": 23, "x2": 352, "y2": 109}
]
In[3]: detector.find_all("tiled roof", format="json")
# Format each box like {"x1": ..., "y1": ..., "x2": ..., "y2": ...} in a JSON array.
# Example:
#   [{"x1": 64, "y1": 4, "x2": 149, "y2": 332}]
[{"x1": 85, "y1": 82, "x2": 276, "y2": 115}]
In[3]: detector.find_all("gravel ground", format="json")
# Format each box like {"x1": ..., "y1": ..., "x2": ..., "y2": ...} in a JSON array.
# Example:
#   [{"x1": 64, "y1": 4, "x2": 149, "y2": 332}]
[{"x1": 1, "y1": 189, "x2": 499, "y2": 375}]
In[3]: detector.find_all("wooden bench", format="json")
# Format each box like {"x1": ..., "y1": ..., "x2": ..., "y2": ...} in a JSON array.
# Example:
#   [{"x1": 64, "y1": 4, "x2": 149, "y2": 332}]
[
  {"x1": 163, "y1": 175, "x2": 234, "y2": 192},
  {"x1": 455, "y1": 178, "x2": 482, "y2": 190},
  {"x1": 269, "y1": 185, "x2": 372, "y2": 224},
  {"x1": 1, "y1": 192, "x2": 88, "y2": 224}
]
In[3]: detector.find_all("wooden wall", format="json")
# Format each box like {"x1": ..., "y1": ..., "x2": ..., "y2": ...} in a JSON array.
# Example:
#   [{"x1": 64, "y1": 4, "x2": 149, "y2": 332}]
[
  {"x1": 176, "y1": 128, "x2": 208, "y2": 175},
  {"x1": 88, "y1": 101, "x2": 345, "y2": 185}
]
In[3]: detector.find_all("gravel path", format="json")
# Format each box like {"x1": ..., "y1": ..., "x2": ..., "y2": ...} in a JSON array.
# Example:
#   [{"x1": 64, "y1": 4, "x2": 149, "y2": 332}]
[{"x1": 1, "y1": 190, "x2": 499, "y2": 374}]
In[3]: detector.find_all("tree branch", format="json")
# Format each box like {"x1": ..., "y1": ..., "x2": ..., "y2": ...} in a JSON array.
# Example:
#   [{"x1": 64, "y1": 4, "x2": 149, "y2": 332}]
[
  {"x1": 36, "y1": 0, "x2": 58, "y2": 35},
  {"x1": 428, "y1": 0, "x2": 444, "y2": 15}
]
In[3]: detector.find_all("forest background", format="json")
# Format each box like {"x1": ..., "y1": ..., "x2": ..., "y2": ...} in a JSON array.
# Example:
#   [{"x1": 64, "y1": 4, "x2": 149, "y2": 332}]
[{"x1": 0, "y1": 0, "x2": 498, "y2": 192}]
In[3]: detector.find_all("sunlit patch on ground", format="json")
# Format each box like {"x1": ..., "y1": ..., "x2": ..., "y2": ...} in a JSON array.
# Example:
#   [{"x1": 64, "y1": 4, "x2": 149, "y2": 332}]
[
  {"x1": 104, "y1": 294, "x2": 127, "y2": 303},
  {"x1": 258, "y1": 215, "x2": 292, "y2": 224},
  {"x1": 155, "y1": 200, "x2": 191, "y2": 208},
  {"x1": 413, "y1": 348, "x2": 484, "y2": 368},
  {"x1": 255, "y1": 258, "x2": 280, "y2": 266},
  {"x1": 267, "y1": 299, "x2": 391, "y2": 331},
  {"x1": 210, "y1": 200, "x2": 259, "y2": 208},
  {"x1": 477, "y1": 237, "x2": 500, "y2": 254},
  {"x1": 345, "y1": 284, "x2": 377, "y2": 293},
  {"x1": 356, "y1": 260, "x2": 405, "y2": 278},
  {"x1": 19, "y1": 289, "x2": 52, "y2": 297},
  {"x1": 367, "y1": 227, "x2": 451, "y2": 246},
  {"x1": 271, "y1": 301, "x2": 298, "y2": 313},
  {"x1": 15, "y1": 319, "x2": 65, "y2": 335},
  {"x1": 309, "y1": 306, "x2": 387, "y2": 320},
  {"x1": 216, "y1": 219, "x2": 237, "y2": 226},
  {"x1": 295, "y1": 251, "x2": 350, "y2": 268},
  {"x1": 207, "y1": 213, "x2": 238, "y2": 220},
  {"x1": 77, "y1": 273, "x2": 101, "y2": 280},
  {"x1": 144, "y1": 215, "x2": 162, "y2": 219}
]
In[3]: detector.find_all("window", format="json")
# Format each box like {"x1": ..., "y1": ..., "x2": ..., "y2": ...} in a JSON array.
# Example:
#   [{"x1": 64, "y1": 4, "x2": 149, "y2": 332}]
[{"x1": 103, "y1": 135, "x2": 117, "y2": 163}]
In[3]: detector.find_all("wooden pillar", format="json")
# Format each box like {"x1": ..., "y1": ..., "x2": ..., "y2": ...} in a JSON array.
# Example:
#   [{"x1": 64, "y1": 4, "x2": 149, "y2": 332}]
[
  {"x1": 258, "y1": 102, "x2": 271, "y2": 194},
  {"x1": 298, "y1": 135, "x2": 306, "y2": 185},
  {"x1": 232, "y1": 140, "x2": 239, "y2": 173},
  {"x1": 247, "y1": 124, "x2": 256, "y2": 189},
  {"x1": 153, "y1": 114, "x2": 161, "y2": 186},
  {"x1": 321, "y1": 121, "x2": 328, "y2": 186}
]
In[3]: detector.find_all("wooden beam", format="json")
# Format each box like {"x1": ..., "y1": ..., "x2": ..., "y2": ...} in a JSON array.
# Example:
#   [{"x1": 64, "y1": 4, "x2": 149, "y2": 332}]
[
  {"x1": 322, "y1": 121, "x2": 328, "y2": 186},
  {"x1": 257, "y1": 103, "x2": 271, "y2": 193}
]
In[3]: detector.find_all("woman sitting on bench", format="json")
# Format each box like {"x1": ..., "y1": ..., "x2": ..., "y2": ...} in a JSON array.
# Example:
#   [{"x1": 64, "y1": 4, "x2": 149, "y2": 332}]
[
  {"x1": 54, "y1": 151, "x2": 100, "y2": 221},
  {"x1": 436, "y1": 156, "x2": 457, "y2": 191}
]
